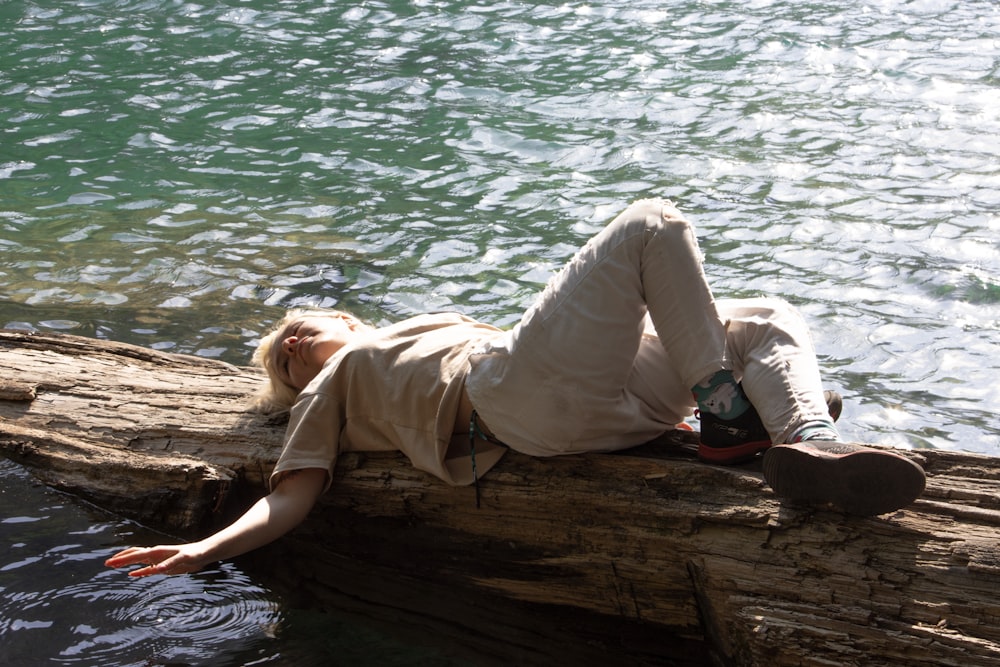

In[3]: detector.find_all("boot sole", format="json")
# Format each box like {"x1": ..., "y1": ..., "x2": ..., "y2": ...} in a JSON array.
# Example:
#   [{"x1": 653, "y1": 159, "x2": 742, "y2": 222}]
[
  {"x1": 698, "y1": 439, "x2": 772, "y2": 465},
  {"x1": 762, "y1": 444, "x2": 926, "y2": 516}
]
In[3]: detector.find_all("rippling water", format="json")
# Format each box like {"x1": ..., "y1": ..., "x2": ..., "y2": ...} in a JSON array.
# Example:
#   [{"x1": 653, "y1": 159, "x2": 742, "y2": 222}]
[
  {"x1": 2, "y1": 0, "x2": 999, "y2": 663},
  {"x1": 0, "y1": 460, "x2": 466, "y2": 666},
  {"x1": 0, "y1": 460, "x2": 278, "y2": 665}
]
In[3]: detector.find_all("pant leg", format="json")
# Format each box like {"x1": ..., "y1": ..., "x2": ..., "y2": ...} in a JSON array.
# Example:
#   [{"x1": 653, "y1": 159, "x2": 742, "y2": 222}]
[
  {"x1": 719, "y1": 298, "x2": 833, "y2": 443},
  {"x1": 466, "y1": 198, "x2": 728, "y2": 454}
]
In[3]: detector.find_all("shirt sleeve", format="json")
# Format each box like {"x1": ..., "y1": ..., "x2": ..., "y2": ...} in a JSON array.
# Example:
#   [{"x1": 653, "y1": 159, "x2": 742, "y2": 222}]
[{"x1": 269, "y1": 391, "x2": 341, "y2": 493}]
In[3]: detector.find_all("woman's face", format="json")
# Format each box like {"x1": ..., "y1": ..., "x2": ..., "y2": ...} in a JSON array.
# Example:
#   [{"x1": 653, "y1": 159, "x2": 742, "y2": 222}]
[{"x1": 270, "y1": 315, "x2": 360, "y2": 390}]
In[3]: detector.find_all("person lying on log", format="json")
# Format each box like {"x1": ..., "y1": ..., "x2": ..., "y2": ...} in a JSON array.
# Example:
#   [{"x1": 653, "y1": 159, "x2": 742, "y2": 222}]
[{"x1": 106, "y1": 198, "x2": 926, "y2": 578}]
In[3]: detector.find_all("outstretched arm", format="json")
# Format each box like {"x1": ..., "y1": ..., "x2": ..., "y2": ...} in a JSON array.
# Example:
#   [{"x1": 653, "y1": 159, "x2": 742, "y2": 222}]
[{"x1": 105, "y1": 467, "x2": 327, "y2": 577}]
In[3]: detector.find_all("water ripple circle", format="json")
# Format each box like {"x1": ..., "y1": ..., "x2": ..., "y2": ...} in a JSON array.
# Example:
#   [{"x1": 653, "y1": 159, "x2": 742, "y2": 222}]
[{"x1": 49, "y1": 562, "x2": 280, "y2": 665}]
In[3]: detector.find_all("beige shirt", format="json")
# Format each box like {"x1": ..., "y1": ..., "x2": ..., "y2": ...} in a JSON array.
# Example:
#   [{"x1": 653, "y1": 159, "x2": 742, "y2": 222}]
[{"x1": 270, "y1": 313, "x2": 508, "y2": 492}]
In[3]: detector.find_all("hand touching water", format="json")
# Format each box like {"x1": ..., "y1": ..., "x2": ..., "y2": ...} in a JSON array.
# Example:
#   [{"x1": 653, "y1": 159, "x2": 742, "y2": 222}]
[
  {"x1": 103, "y1": 467, "x2": 327, "y2": 578},
  {"x1": 105, "y1": 544, "x2": 210, "y2": 577}
]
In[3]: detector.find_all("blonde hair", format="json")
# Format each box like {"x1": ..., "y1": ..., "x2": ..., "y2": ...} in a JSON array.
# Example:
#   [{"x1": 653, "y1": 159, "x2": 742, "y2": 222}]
[{"x1": 251, "y1": 308, "x2": 370, "y2": 413}]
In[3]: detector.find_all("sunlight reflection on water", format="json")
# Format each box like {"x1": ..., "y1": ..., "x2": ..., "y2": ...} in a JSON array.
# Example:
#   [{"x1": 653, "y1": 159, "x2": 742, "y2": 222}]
[
  {"x1": 1, "y1": 0, "x2": 997, "y2": 446},
  {"x1": 0, "y1": 0, "x2": 998, "y2": 660}
]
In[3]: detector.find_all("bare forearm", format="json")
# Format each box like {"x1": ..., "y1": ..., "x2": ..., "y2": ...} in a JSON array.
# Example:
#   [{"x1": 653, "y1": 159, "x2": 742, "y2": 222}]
[
  {"x1": 106, "y1": 467, "x2": 327, "y2": 576},
  {"x1": 197, "y1": 488, "x2": 313, "y2": 563}
]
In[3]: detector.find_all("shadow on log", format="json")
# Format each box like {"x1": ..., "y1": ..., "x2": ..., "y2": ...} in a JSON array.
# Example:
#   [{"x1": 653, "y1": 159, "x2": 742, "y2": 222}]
[{"x1": 2, "y1": 329, "x2": 999, "y2": 665}]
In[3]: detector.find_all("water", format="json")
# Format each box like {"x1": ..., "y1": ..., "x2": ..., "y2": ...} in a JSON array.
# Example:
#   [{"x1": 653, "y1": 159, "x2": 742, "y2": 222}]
[
  {"x1": 0, "y1": 461, "x2": 279, "y2": 665},
  {"x1": 1, "y1": 0, "x2": 998, "y2": 663},
  {"x1": 0, "y1": 460, "x2": 464, "y2": 666}
]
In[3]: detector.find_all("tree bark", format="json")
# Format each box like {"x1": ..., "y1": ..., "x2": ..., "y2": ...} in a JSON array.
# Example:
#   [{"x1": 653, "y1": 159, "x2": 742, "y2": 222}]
[{"x1": 2, "y1": 329, "x2": 999, "y2": 666}]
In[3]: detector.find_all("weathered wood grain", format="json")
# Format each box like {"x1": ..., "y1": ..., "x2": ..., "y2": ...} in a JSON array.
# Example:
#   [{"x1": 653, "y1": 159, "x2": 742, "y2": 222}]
[{"x1": 2, "y1": 329, "x2": 998, "y2": 666}]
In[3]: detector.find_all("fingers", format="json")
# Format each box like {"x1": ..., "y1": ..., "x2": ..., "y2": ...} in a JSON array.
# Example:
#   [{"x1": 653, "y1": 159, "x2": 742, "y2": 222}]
[
  {"x1": 104, "y1": 545, "x2": 190, "y2": 577},
  {"x1": 104, "y1": 546, "x2": 154, "y2": 568},
  {"x1": 125, "y1": 563, "x2": 164, "y2": 578}
]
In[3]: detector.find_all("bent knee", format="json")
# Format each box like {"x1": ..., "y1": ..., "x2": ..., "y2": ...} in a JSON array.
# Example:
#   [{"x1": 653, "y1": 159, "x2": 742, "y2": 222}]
[
  {"x1": 720, "y1": 297, "x2": 810, "y2": 339},
  {"x1": 722, "y1": 297, "x2": 800, "y2": 319},
  {"x1": 613, "y1": 198, "x2": 693, "y2": 236}
]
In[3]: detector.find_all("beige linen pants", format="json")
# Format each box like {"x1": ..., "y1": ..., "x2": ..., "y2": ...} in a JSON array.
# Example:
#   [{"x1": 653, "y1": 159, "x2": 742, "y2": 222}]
[{"x1": 466, "y1": 198, "x2": 833, "y2": 456}]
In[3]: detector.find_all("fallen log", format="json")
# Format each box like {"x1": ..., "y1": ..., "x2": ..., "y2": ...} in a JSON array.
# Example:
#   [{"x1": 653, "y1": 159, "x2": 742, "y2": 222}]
[{"x1": 1, "y1": 329, "x2": 999, "y2": 666}]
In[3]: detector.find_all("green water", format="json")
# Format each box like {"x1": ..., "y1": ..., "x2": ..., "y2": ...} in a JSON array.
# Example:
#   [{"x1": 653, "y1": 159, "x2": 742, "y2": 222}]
[{"x1": 1, "y1": 0, "x2": 999, "y2": 663}]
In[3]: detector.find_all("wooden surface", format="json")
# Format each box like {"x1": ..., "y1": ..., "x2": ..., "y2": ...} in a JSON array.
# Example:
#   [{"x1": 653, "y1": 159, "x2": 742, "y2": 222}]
[{"x1": 2, "y1": 328, "x2": 999, "y2": 666}]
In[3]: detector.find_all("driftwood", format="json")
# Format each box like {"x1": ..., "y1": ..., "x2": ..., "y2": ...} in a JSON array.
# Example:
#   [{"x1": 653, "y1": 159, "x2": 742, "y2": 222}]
[{"x1": 1, "y1": 329, "x2": 999, "y2": 666}]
